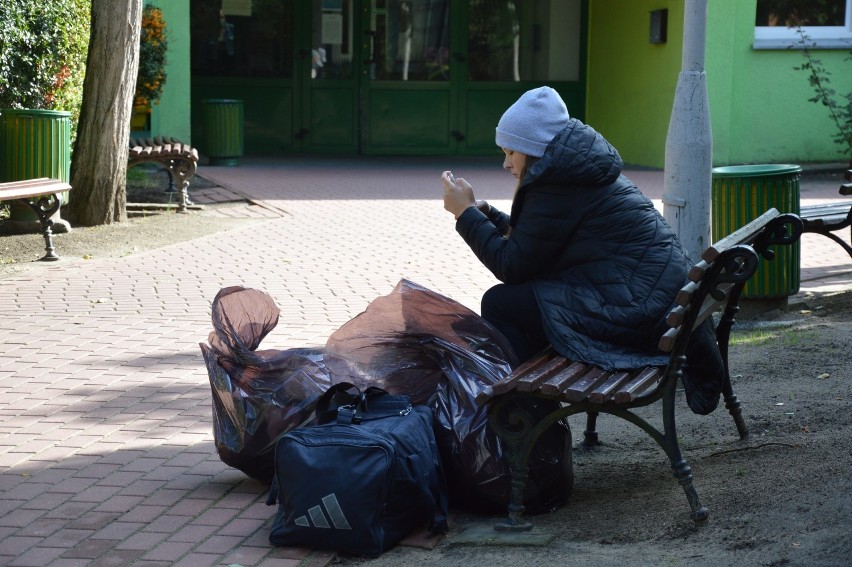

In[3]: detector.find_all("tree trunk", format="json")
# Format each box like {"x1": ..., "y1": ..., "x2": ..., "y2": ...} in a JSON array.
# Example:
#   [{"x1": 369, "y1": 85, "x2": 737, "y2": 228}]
[{"x1": 66, "y1": 0, "x2": 142, "y2": 226}]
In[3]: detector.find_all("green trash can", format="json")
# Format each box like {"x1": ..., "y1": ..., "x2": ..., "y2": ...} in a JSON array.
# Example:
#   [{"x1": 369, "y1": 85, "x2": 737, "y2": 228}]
[
  {"x1": 711, "y1": 164, "x2": 801, "y2": 299},
  {"x1": 202, "y1": 99, "x2": 244, "y2": 166},
  {"x1": 0, "y1": 108, "x2": 71, "y2": 225}
]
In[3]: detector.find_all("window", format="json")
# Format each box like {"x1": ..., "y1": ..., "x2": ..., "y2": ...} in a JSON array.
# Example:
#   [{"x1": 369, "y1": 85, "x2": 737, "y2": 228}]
[
  {"x1": 190, "y1": 0, "x2": 294, "y2": 77},
  {"x1": 754, "y1": 0, "x2": 852, "y2": 49},
  {"x1": 467, "y1": 0, "x2": 581, "y2": 82},
  {"x1": 370, "y1": 0, "x2": 451, "y2": 81}
]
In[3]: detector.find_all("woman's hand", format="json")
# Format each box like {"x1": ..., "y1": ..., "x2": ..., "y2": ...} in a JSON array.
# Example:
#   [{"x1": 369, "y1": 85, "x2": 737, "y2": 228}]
[{"x1": 441, "y1": 171, "x2": 475, "y2": 219}]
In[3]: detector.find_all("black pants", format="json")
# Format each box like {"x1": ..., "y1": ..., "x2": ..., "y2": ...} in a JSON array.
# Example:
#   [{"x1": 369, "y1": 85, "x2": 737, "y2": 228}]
[{"x1": 481, "y1": 282, "x2": 549, "y2": 365}]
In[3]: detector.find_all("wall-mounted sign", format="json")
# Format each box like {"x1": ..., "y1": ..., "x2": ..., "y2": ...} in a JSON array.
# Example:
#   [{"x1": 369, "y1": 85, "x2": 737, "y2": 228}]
[
  {"x1": 322, "y1": 13, "x2": 344, "y2": 45},
  {"x1": 222, "y1": 0, "x2": 252, "y2": 17}
]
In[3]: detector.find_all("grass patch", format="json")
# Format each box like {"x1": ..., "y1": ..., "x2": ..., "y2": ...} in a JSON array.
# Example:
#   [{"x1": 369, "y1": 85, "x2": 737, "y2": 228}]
[{"x1": 731, "y1": 327, "x2": 817, "y2": 347}]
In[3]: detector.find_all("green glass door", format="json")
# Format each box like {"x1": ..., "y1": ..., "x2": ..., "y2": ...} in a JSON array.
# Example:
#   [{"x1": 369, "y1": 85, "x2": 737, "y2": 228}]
[
  {"x1": 297, "y1": 0, "x2": 359, "y2": 153},
  {"x1": 462, "y1": 0, "x2": 587, "y2": 153},
  {"x1": 190, "y1": 0, "x2": 586, "y2": 156},
  {"x1": 360, "y1": 0, "x2": 459, "y2": 154},
  {"x1": 358, "y1": 0, "x2": 586, "y2": 155}
]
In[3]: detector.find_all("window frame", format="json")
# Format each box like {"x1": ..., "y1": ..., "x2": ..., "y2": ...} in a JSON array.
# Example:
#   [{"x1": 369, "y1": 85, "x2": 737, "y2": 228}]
[{"x1": 753, "y1": 0, "x2": 852, "y2": 49}]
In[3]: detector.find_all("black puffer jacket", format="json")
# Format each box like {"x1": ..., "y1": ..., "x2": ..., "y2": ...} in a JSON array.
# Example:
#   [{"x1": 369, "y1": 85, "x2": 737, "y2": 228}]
[{"x1": 456, "y1": 118, "x2": 691, "y2": 371}]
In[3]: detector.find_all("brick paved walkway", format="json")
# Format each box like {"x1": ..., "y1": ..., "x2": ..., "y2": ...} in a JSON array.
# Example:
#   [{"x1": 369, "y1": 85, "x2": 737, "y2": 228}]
[{"x1": 0, "y1": 157, "x2": 849, "y2": 566}]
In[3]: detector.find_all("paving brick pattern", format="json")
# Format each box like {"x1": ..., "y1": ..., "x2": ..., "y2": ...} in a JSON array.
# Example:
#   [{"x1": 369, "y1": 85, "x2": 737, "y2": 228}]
[{"x1": 0, "y1": 157, "x2": 849, "y2": 566}]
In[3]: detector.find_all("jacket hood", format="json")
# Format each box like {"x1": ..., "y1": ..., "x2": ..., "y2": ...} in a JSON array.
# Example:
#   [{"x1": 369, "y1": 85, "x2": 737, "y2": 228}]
[{"x1": 522, "y1": 118, "x2": 623, "y2": 189}]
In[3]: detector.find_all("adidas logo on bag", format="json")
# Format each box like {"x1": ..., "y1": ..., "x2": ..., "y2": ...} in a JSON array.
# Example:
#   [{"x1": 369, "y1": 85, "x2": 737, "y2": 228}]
[{"x1": 294, "y1": 493, "x2": 352, "y2": 530}]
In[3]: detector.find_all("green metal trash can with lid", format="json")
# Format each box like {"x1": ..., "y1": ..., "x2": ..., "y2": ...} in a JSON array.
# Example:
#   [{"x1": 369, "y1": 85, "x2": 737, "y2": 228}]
[
  {"x1": 711, "y1": 164, "x2": 801, "y2": 299},
  {"x1": 0, "y1": 108, "x2": 71, "y2": 225},
  {"x1": 202, "y1": 99, "x2": 244, "y2": 166}
]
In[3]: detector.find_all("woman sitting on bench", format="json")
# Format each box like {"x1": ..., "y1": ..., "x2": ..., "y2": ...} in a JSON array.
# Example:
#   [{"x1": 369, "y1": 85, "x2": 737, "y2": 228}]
[{"x1": 439, "y1": 86, "x2": 724, "y2": 415}]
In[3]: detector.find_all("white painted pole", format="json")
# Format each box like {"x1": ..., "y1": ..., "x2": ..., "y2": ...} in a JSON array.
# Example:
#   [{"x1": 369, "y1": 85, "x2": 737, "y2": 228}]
[{"x1": 662, "y1": 0, "x2": 712, "y2": 262}]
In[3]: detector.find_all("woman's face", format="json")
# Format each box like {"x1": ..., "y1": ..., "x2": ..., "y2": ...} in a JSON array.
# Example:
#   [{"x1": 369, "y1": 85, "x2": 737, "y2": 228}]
[{"x1": 501, "y1": 148, "x2": 528, "y2": 179}]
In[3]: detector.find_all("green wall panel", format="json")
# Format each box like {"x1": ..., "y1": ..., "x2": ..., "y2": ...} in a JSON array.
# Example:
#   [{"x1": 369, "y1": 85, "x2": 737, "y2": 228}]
[
  {"x1": 367, "y1": 89, "x2": 450, "y2": 150},
  {"x1": 587, "y1": 0, "x2": 682, "y2": 168},
  {"x1": 589, "y1": 0, "x2": 851, "y2": 168},
  {"x1": 465, "y1": 89, "x2": 525, "y2": 153},
  {"x1": 706, "y1": 1, "x2": 852, "y2": 166},
  {"x1": 309, "y1": 86, "x2": 356, "y2": 151},
  {"x1": 147, "y1": 1, "x2": 191, "y2": 143}
]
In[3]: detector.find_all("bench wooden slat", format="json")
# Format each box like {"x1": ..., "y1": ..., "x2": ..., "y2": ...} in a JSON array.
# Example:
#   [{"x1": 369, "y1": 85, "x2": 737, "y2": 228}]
[
  {"x1": 0, "y1": 179, "x2": 72, "y2": 201},
  {"x1": 675, "y1": 281, "x2": 698, "y2": 307},
  {"x1": 563, "y1": 367, "x2": 610, "y2": 402},
  {"x1": 540, "y1": 361, "x2": 591, "y2": 396},
  {"x1": 588, "y1": 371, "x2": 632, "y2": 404},
  {"x1": 668, "y1": 280, "x2": 733, "y2": 329},
  {"x1": 702, "y1": 208, "x2": 780, "y2": 263},
  {"x1": 658, "y1": 327, "x2": 678, "y2": 353},
  {"x1": 501, "y1": 352, "x2": 555, "y2": 393},
  {"x1": 614, "y1": 367, "x2": 662, "y2": 404},
  {"x1": 474, "y1": 349, "x2": 556, "y2": 404},
  {"x1": 688, "y1": 261, "x2": 708, "y2": 282},
  {"x1": 516, "y1": 356, "x2": 571, "y2": 392},
  {"x1": 800, "y1": 202, "x2": 852, "y2": 217}
]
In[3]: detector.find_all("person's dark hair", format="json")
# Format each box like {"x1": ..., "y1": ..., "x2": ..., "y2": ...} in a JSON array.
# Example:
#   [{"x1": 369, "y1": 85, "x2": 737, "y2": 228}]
[{"x1": 517, "y1": 155, "x2": 540, "y2": 187}]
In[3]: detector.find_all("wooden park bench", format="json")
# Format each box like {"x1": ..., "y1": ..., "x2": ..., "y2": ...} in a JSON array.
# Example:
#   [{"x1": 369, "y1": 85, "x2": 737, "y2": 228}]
[
  {"x1": 799, "y1": 170, "x2": 852, "y2": 258},
  {"x1": 475, "y1": 208, "x2": 804, "y2": 532},
  {"x1": 128, "y1": 136, "x2": 199, "y2": 213},
  {"x1": 0, "y1": 178, "x2": 73, "y2": 261}
]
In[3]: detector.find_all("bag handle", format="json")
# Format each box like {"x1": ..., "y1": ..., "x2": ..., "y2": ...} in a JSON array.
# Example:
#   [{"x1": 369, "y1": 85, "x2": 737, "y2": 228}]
[
  {"x1": 315, "y1": 382, "x2": 411, "y2": 425},
  {"x1": 314, "y1": 382, "x2": 361, "y2": 424}
]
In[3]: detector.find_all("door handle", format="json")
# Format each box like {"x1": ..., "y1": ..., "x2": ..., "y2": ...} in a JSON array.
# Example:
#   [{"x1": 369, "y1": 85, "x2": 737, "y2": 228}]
[
  {"x1": 451, "y1": 130, "x2": 465, "y2": 141},
  {"x1": 452, "y1": 52, "x2": 465, "y2": 63},
  {"x1": 363, "y1": 30, "x2": 378, "y2": 64}
]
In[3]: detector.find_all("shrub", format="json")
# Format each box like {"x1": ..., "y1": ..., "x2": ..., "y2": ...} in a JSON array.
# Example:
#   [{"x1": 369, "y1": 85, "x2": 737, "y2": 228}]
[
  {"x1": 792, "y1": 27, "x2": 852, "y2": 166},
  {"x1": 135, "y1": 5, "x2": 168, "y2": 108},
  {"x1": 0, "y1": 0, "x2": 90, "y2": 139}
]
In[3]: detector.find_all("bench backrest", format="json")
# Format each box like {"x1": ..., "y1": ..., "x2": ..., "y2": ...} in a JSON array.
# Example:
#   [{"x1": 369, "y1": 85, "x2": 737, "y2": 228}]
[{"x1": 658, "y1": 208, "x2": 803, "y2": 356}]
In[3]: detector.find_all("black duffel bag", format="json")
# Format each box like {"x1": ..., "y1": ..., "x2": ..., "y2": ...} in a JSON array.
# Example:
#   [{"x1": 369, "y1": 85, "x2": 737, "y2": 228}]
[{"x1": 267, "y1": 383, "x2": 449, "y2": 557}]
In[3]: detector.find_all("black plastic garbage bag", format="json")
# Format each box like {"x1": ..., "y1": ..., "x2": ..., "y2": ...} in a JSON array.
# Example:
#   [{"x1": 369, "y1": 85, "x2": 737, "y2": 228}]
[
  {"x1": 324, "y1": 280, "x2": 572, "y2": 514},
  {"x1": 202, "y1": 280, "x2": 572, "y2": 513},
  {"x1": 425, "y1": 342, "x2": 573, "y2": 514},
  {"x1": 202, "y1": 286, "x2": 331, "y2": 483}
]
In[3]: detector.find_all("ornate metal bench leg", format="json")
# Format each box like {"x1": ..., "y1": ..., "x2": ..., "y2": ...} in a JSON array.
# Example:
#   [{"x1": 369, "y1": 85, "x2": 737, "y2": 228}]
[
  {"x1": 177, "y1": 179, "x2": 191, "y2": 213},
  {"x1": 494, "y1": 462, "x2": 533, "y2": 532},
  {"x1": 723, "y1": 383, "x2": 748, "y2": 439},
  {"x1": 717, "y1": 289, "x2": 750, "y2": 439},
  {"x1": 19, "y1": 195, "x2": 61, "y2": 261},
  {"x1": 488, "y1": 395, "x2": 538, "y2": 532},
  {"x1": 672, "y1": 458, "x2": 709, "y2": 523},
  {"x1": 661, "y1": 383, "x2": 709, "y2": 524},
  {"x1": 581, "y1": 411, "x2": 601, "y2": 448},
  {"x1": 168, "y1": 158, "x2": 196, "y2": 214}
]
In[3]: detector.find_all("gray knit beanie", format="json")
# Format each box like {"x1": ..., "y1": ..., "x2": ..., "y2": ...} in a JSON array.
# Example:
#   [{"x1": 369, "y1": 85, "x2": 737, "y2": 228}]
[{"x1": 495, "y1": 86, "x2": 570, "y2": 157}]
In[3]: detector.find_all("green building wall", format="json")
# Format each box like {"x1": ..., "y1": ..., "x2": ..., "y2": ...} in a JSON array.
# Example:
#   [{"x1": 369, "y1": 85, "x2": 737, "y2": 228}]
[
  {"x1": 147, "y1": 0, "x2": 191, "y2": 144},
  {"x1": 707, "y1": 1, "x2": 850, "y2": 166},
  {"x1": 587, "y1": 0, "x2": 850, "y2": 168},
  {"x1": 586, "y1": 0, "x2": 683, "y2": 169}
]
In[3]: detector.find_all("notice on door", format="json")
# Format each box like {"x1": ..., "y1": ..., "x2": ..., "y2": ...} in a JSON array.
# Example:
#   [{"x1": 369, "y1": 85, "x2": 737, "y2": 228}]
[{"x1": 322, "y1": 13, "x2": 344, "y2": 45}]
